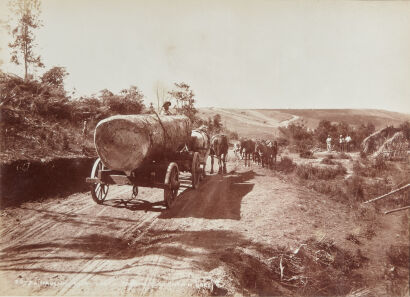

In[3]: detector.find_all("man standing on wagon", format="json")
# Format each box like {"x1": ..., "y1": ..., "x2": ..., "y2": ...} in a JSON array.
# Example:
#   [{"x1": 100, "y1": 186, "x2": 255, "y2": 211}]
[{"x1": 160, "y1": 101, "x2": 174, "y2": 115}]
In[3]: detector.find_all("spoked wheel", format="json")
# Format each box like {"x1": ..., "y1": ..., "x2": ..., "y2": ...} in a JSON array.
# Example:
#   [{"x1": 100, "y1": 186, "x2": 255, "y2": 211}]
[
  {"x1": 131, "y1": 186, "x2": 138, "y2": 199},
  {"x1": 191, "y1": 152, "x2": 201, "y2": 189},
  {"x1": 164, "y1": 162, "x2": 180, "y2": 209},
  {"x1": 90, "y1": 158, "x2": 109, "y2": 204}
]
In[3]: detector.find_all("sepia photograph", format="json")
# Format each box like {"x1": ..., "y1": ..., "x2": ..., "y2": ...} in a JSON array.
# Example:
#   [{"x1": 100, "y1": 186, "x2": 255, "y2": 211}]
[{"x1": 0, "y1": 0, "x2": 409, "y2": 296}]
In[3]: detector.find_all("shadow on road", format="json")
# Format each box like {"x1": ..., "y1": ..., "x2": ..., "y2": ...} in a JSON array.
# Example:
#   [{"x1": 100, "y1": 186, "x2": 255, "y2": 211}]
[
  {"x1": 159, "y1": 170, "x2": 259, "y2": 220},
  {"x1": 17, "y1": 206, "x2": 139, "y2": 229},
  {"x1": 104, "y1": 199, "x2": 166, "y2": 212},
  {"x1": 0, "y1": 229, "x2": 286, "y2": 296},
  {"x1": 99, "y1": 169, "x2": 259, "y2": 219},
  {"x1": 0, "y1": 212, "x2": 362, "y2": 296}
]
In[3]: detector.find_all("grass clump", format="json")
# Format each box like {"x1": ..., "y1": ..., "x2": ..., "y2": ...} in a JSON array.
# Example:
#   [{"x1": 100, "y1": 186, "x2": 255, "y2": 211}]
[
  {"x1": 276, "y1": 156, "x2": 296, "y2": 173},
  {"x1": 387, "y1": 245, "x2": 409, "y2": 268},
  {"x1": 337, "y1": 152, "x2": 352, "y2": 160},
  {"x1": 344, "y1": 175, "x2": 365, "y2": 202},
  {"x1": 299, "y1": 150, "x2": 315, "y2": 159},
  {"x1": 321, "y1": 155, "x2": 336, "y2": 165},
  {"x1": 306, "y1": 180, "x2": 345, "y2": 198},
  {"x1": 296, "y1": 164, "x2": 346, "y2": 180},
  {"x1": 353, "y1": 156, "x2": 388, "y2": 178},
  {"x1": 385, "y1": 244, "x2": 410, "y2": 296},
  {"x1": 359, "y1": 151, "x2": 367, "y2": 159}
]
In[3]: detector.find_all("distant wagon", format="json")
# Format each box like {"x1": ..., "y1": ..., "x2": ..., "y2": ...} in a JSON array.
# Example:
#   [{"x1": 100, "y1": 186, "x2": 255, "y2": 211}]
[{"x1": 86, "y1": 114, "x2": 209, "y2": 208}]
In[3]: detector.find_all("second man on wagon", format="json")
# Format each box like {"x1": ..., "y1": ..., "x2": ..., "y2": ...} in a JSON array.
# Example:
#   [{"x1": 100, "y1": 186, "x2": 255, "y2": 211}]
[{"x1": 160, "y1": 101, "x2": 174, "y2": 116}]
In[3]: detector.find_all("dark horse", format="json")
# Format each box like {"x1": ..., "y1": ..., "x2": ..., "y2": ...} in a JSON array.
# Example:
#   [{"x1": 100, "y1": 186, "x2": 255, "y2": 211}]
[
  {"x1": 269, "y1": 140, "x2": 278, "y2": 167},
  {"x1": 210, "y1": 134, "x2": 229, "y2": 174},
  {"x1": 255, "y1": 140, "x2": 278, "y2": 169},
  {"x1": 255, "y1": 140, "x2": 269, "y2": 168},
  {"x1": 241, "y1": 139, "x2": 255, "y2": 167}
]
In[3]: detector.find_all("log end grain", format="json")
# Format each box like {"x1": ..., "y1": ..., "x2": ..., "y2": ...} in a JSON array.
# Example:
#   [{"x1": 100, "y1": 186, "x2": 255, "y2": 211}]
[
  {"x1": 95, "y1": 116, "x2": 151, "y2": 172},
  {"x1": 94, "y1": 114, "x2": 192, "y2": 173}
]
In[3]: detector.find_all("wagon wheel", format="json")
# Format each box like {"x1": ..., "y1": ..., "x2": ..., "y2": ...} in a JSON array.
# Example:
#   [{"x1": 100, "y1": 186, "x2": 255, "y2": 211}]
[
  {"x1": 90, "y1": 158, "x2": 109, "y2": 204},
  {"x1": 164, "y1": 162, "x2": 180, "y2": 209},
  {"x1": 191, "y1": 152, "x2": 201, "y2": 189}
]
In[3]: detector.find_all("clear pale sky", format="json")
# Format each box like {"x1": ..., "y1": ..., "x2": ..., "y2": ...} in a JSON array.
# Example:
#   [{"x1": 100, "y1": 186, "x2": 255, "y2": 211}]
[{"x1": 0, "y1": 0, "x2": 409, "y2": 112}]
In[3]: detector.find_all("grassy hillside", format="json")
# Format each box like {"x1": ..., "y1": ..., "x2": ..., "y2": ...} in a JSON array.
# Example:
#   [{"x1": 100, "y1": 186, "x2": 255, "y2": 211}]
[
  {"x1": 0, "y1": 105, "x2": 97, "y2": 163},
  {"x1": 0, "y1": 72, "x2": 144, "y2": 164},
  {"x1": 271, "y1": 109, "x2": 410, "y2": 130},
  {"x1": 197, "y1": 108, "x2": 295, "y2": 139},
  {"x1": 198, "y1": 108, "x2": 410, "y2": 139}
]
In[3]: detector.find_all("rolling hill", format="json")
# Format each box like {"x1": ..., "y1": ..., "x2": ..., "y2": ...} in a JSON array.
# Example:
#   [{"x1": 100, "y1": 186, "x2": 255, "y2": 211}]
[{"x1": 198, "y1": 108, "x2": 410, "y2": 139}]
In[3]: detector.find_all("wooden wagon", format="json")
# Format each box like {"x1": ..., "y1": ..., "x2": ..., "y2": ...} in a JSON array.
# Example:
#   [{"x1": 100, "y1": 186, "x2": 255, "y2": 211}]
[
  {"x1": 85, "y1": 114, "x2": 208, "y2": 209},
  {"x1": 86, "y1": 150, "x2": 203, "y2": 209}
]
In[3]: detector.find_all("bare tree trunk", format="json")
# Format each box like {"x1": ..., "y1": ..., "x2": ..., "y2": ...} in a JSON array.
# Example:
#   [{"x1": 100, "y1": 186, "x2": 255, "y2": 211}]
[
  {"x1": 156, "y1": 87, "x2": 160, "y2": 112},
  {"x1": 24, "y1": 57, "x2": 28, "y2": 80},
  {"x1": 24, "y1": 43, "x2": 27, "y2": 78},
  {"x1": 24, "y1": 26, "x2": 28, "y2": 80}
]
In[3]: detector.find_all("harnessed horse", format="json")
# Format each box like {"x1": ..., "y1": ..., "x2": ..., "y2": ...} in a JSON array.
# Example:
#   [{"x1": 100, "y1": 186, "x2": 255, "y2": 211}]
[{"x1": 210, "y1": 134, "x2": 229, "y2": 174}]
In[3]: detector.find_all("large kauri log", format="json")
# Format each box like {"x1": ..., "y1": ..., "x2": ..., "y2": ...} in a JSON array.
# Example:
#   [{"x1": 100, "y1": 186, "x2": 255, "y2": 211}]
[{"x1": 94, "y1": 114, "x2": 191, "y2": 173}]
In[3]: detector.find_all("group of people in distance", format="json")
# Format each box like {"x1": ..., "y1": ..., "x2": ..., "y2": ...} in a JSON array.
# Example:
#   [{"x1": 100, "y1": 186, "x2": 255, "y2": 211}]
[{"x1": 326, "y1": 134, "x2": 352, "y2": 153}]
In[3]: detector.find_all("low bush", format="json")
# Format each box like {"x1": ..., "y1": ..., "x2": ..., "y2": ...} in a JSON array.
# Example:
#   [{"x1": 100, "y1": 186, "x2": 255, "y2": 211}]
[
  {"x1": 338, "y1": 152, "x2": 352, "y2": 160},
  {"x1": 299, "y1": 150, "x2": 315, "y2": 159},
  {"x1": 353, "y1": 157, "x2": 388, "y2": 178},
  {"x1": 276, "y1": 137, "x2": 288, "y2": 147},
  {"x1": 321, "y1": 156, "x2": 336, "y2": 165},
  {"x1": 305, "y1": 180, "x2": 345, "y2": 198},
  {"x1": 345, "y1": 175, "x2": 365, "y2": 202},
  {"x1": 296, "y1": 164, "x2": 346, "y2": 180},
  {"x1": 276, "y1": 156, "x2": 295, "y2": 173},
  {"x1": 374, "y1": 155, "x2": 387, "y2": 171},
  {"x1": 102, "y1": 95, "x2": 143, "y2": 115},
  {"x1": 302, "y1": 174, "x2": 371, "y2": 206},
  {"x1": 399, "y1": 121, "x2": 410, "y2": 140},
  {"x1": 387, "y1": 245, "x2": 409, "y2": 268},
  {"x1": 353, "y1": 161, "x2": 368, "y2": 176}
]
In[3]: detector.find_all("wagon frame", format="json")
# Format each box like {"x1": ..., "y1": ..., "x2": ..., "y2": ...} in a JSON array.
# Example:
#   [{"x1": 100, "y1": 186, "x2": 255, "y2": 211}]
[{"x1": 86, "y1": 148, "x2": 206, "y2": 209}]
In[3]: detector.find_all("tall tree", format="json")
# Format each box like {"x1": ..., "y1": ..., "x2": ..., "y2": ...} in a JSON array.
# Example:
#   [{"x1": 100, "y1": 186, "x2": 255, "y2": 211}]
[
  {"x1": 100, "y1": 86, "x2": 145, "y2": 115},
  {"x1": 168, "y1": 82, "x2": 198, "y2": 122},
  {"x1": 8, "y1": 0, "x2": 44, "y2": 80},
  {"x1": 41, "y1": 66, "x2": 68, "y2": 88}
]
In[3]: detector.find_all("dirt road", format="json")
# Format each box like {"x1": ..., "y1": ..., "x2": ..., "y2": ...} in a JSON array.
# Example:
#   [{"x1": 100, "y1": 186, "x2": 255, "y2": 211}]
[{"x1": 0, "y1": 152, "x2": 408, "y2": 296}]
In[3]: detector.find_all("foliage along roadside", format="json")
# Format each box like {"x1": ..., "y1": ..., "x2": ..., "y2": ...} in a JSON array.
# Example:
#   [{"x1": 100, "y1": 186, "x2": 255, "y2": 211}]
[{"x1": 0, "y1": 70, "x2": 239, "y2": 162}]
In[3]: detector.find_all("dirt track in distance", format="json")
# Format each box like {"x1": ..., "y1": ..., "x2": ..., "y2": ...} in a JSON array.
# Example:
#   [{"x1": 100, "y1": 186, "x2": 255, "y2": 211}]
[{"x1": 0, "y1": 151, "x2": 408, "y2": 296}]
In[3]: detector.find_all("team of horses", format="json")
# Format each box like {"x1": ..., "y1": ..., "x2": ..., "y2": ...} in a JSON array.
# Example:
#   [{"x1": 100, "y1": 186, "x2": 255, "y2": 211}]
[
  {"x1": 237, "y1": 138, "x2": 278, "y2": 169},
  {"x1": 190, "y1": 126, "x2": 278, "y2": 176}
]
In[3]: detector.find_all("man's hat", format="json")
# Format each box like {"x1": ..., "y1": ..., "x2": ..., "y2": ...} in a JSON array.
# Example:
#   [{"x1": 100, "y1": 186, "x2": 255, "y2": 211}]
[{"x1": 163, "y1": 101, "x2": 171, "y2": 107}]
